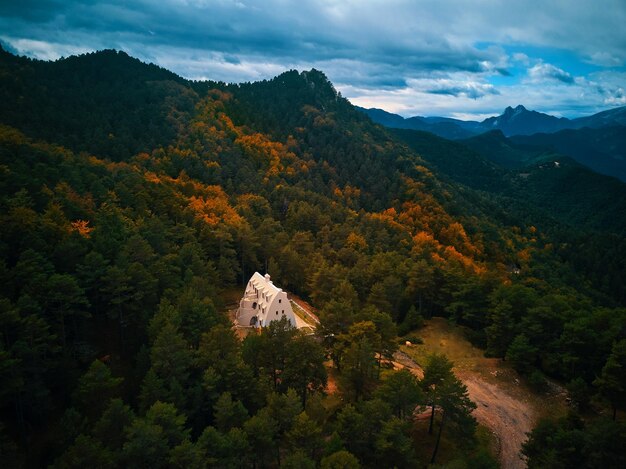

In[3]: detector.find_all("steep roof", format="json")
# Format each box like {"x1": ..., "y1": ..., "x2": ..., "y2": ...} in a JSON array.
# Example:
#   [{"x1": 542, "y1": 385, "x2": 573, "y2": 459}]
[{"x1": 245, "y1": 272, "x2": 287, "y2": 312}]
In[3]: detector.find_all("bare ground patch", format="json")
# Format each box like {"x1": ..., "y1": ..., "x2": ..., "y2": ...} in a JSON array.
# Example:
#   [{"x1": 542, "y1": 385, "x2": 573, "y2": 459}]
[{"x1": 400, "y1": 318, "x2": 567, "y2": 468}]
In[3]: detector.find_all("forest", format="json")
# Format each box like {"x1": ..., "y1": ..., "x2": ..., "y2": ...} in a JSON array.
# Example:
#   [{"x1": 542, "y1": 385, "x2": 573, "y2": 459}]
[{"x1": 0, "y1": 48, "x2": 625, "y2": 468}]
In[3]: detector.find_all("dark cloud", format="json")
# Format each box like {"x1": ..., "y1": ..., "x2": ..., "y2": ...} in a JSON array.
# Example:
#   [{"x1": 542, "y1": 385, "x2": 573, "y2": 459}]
[
  {"x1": 427, "y1": 85, "x2": 500, "y2": 99},
  {"x1": 0, "y1": 0, "x2": 67, "y2": 22},
  {"x1": 0, "y1": 0, "x2": 502, "y2": 74},
  {"x1": 1, "y1": 0, "x2": 624, "y2": 118}
]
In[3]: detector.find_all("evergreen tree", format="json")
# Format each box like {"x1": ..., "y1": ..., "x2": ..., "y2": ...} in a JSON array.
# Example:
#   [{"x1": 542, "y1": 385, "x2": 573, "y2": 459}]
[{"x1": 594, "y1": 339, "x2": 626, "y2": 420}]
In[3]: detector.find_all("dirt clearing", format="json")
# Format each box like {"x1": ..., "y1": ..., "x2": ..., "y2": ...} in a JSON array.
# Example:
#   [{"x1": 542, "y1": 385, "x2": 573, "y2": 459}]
[{"x1": 400, "y1": 318, "x2": 566, "y2": 468}]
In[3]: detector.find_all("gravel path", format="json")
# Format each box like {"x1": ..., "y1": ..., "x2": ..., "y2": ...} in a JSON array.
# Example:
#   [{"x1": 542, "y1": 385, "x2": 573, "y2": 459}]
[
  {"x1": 458, "y1": 372, "x2": 534, "y2": 469},
  {"x1": 394, "y1": 351, "x2": 535, "y2": 468}
]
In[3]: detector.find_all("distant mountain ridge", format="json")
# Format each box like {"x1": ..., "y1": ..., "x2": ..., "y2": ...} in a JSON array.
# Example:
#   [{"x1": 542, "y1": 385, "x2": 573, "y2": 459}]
[
  {"x1": 358, "y1": 104, "x2": 626, "y2": 139},
  {"x1": 481, "y1": 105, "x2": 569, "y2": 136},
  {"x1": 355, "y1": 106, "x2": 481, "y2": 139}
]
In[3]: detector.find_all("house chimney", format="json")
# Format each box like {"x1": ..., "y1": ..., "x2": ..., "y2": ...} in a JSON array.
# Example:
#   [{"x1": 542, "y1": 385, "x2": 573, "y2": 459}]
[{"x1": 264, "y1": 273, "x2": 271, "y2": 282}]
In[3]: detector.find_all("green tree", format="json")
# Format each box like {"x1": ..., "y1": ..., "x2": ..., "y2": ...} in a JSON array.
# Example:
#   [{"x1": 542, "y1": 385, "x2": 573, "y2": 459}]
[
  {"x1": 320, "y1": 450, "x2": 361, "y2": 469},
  {"x1": 375, "y1": 369, "x2": 423, "y2": 419},
  {"x1": 486, "y1": 284, "x2": 537, "y2": 358},
  {"x1": 485, "y1": 301, "x2": 516, "y2": 358},
  {"x1": 283, "y1": 333, "x2": 327, "y2": 407},
  {"x1": 339, "y1": 321, "x2": 380, "y2": 400},
  {"x1": 93, "y1": 398, "x2": 134, "y2": 451},
  {"x1": 123, "y1": 401, "x2": 189, "y2": 468},
  {"x1": 522, "y1": 415, "x2": 586, "y2": 469},
  {"x1": 423, "y1": 355, "x2": 477, "y2": 464},
  {"x1": 266, "y1": 389, "x2": 302, "y2": 464},
  {"x1": 213, "y1": 392, "x2": 248, "y2": 432},
  {"x1": 421, "y1": 353, "x2": 454, "y2": 435},
  {"x1": 168, "y1": 439, "x2": 205, "y2": 469},
  {"x1": 594, "y1": 339, "x2": 626, "y2": 420},
  {"x1": 198, "y1": 324, "x2": 258, "y2": 410},
  {"x1": 506, "y1": 333, "x2": 538, "y2": 375},
  {"x1": 282, "y1": 451, "x2": 316, "y2": 469},
  {"x1": 244, "y1": 408, "x2": 278, "y2": 467},
  {"x1": 122, "y1": 419, "x2": 169, "y2": 468},
  {"x1": 398, "y1": 305, "x2": 423, "y2": 336},
  {"x1": 145, "y1": 322, "x2": 193, "y2": 410},
  {"x1": 258, "y1": 317, "x2": 298, "y2": 391},
  {"x1": 406, "y1": 258, "x2": 435, "y2": 317},
  {"x1": 374, "y1": 416, "x2": 417, "y2": 468},
  {"x1": 54, "y1": 434, "x2": 116, "y2": 469},
  {"x1": 73, "y1": 360, "x2": 122, "y2": 421},
  {"x1": 334, "y1": 404, "x2": 366, "y2": 458},
  {"x1": 43, "y1": 273, "x2": 89, "y2": 348},
  {"x1": 286, "y1": 411, "x2": 323, "y2": 461}
]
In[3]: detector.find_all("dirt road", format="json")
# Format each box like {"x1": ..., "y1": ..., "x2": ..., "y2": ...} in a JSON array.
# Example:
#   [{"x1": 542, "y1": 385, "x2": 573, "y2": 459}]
[
  {"x1": 458, "y1": 372, "x2": 535, "y2": 469},
  {"x1": 394, "y1": 349, "x2": 536, "y2": 468}
]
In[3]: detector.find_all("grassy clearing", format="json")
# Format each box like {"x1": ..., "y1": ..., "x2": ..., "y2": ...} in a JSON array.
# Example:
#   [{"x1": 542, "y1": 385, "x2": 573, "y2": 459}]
[
  {"x1": 400, "y1": 317, "x2": 567, "y2": 421},
  {"x1": 400, "y1": 317, "x2": 488, "y2": 373}
]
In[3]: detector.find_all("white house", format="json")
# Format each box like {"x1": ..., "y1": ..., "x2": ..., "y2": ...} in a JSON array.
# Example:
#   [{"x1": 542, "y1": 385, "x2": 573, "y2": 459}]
[{"x1": 236, "y1": 272, "x2": 297, "y2": 328}]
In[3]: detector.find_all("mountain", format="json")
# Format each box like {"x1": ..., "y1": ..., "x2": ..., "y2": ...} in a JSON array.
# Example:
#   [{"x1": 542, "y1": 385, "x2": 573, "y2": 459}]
[
  {"x1": 1, "y1": 48, "x2": 626, "y2": 467},
  {"x1": 360, "y1": 104, "x2": 626, "y2": 181},
  {"x1": 480, "y1": 104, "x2": 569, "y2": 136},
  {"x1": 356, "y1": 106, "x2": 480, "y2": 139},
  {"x1": 354, "y1": 106, "x2": 406, "y2": 128},
  {"x1": 358, "y1": 103, "x2": 626, "y2": 138},
  {"x1": 572, "y1": 106, "x2": 626, "y2": 129}
]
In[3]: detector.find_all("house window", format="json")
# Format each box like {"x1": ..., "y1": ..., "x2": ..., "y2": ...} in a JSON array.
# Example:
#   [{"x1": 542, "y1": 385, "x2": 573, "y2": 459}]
[
  {"x1": 282, "y1": 310, "x2": 284, "y2": 314},
  {"x1": 252, "y1": 302, "x2": 257, "y2": 309},
  {"x1": 276, "y1": 311, "x2": 278, "y2": 315},
  {"x1": 279, "y1": 299, "x2": 281, "y2": 303}
]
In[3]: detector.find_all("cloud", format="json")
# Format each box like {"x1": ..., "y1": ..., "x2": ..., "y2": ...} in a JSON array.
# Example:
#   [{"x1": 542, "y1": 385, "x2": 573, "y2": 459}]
[
  {"x1": 0, "y1": 36, "x2": 90, "y2": 60},
  {"x1": 527, "y1": 62, "x2": 574, "y2": 84},
  {"x1": 587, "y1": 51, "x2": 624, "y2": 67},
  {"x1": 407, "y1": 77, "x2": 500, "y2": 99},
  {"x1": 0, "y1": 0, "x2": 625, "y2": 119},
  {"x1": 512, "y1": 53, "x2": 530, "y2": 65}
]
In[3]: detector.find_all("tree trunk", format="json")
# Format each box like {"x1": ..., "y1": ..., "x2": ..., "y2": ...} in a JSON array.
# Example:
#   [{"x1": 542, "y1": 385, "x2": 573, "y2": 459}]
[
  {"x1": 430, "y1": 410, "x2": 446, "y2": 464},
  {"x1": 613, "y1": 405, "x2": 617, "y2": 421}
]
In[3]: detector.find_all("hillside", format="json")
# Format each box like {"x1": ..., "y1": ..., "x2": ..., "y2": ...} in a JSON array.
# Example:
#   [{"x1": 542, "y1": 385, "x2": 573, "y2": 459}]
[
  {"x1": 1, "y1": 49, "x2": 625, "y2": 467},
  {"x1": 510, "y1": 126, "x2": 626, "y2": 182},
  {"x1": 0, "y1": 47, "x2": 197, "y2": 161},
  {"x1": 393, "y1": 128, "x2": 626, "y2": 236},
  {"x1": 461, "y1": 130, "x2": 550, "y2": 169}
]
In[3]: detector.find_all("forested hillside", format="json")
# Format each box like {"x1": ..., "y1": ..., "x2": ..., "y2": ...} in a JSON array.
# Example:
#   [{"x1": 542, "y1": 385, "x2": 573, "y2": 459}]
[{"x1": 1, "y1": 49, "x2": 625, "y2": 467}]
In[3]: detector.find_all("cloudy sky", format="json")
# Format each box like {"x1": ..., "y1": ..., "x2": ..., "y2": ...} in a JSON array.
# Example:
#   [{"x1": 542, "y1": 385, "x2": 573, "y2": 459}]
[{"x1": 1, "y1": 0, "x2": 625, "y2": 119}]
